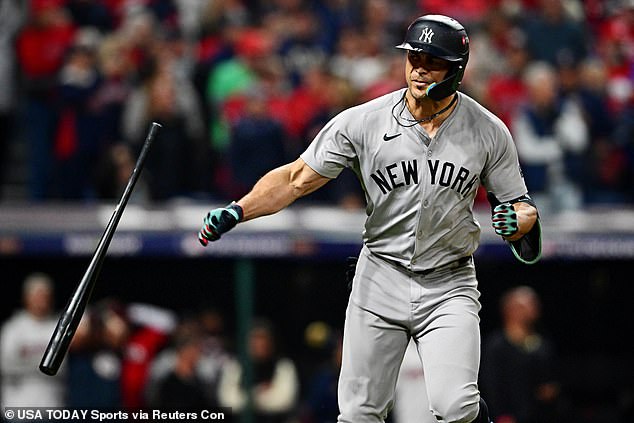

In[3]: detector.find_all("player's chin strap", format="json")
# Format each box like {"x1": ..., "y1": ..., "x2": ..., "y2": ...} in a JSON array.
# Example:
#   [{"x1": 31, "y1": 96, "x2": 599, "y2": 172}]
[{"x1": 487, "y1": 192, "x2": 542, "y2": 265}]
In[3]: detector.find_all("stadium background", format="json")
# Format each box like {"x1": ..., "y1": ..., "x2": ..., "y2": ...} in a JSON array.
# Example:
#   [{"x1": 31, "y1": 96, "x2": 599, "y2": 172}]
[{"x1": 0, "y1": 0, "x2": 633, "y2": 422}]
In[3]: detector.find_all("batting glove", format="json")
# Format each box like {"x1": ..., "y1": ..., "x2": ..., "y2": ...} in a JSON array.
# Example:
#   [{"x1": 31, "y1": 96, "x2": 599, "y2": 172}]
[
  {"x1": 198, "y1": 203, "x2": 243, "y2": 246},
  {"x1": 491, "y1": 203, "x2": 518, "y2": 237}
]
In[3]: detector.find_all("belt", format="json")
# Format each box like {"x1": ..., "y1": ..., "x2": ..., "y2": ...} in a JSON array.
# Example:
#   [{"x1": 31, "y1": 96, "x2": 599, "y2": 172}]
[
  {"x1": 371, "y1": 250, "x2": 472, "y2": 277},
  {"x1": 415, "y1": 256, "x2": 471, "y2": 275}
]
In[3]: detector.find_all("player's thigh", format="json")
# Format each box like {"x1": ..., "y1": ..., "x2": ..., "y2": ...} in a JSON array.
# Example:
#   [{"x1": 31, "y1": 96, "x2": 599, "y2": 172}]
[
  {"x1": 338, "y1": 300, "x2": 410, "y2": 421},
  {"x1": 417, "y1": 295, "x2": 481, "y2": 422}
]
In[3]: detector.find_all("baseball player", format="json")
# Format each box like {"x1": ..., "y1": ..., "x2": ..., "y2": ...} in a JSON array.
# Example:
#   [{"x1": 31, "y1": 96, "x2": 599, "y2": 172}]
[{"x1": 199, "y1": 14, "x2": 541, "y2": 423}]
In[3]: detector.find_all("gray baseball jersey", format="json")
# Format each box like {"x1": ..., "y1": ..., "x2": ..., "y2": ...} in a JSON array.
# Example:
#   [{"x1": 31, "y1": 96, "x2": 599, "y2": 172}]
[{"x1": 300, "y1": 88, "x2": 527, "y2": 271}]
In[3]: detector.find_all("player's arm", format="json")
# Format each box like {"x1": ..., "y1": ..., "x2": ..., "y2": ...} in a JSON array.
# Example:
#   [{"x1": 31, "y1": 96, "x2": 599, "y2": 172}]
[
  {"x1": 237, "y1": 158, "x2": 330, "y2": 221},
  {"x1": 199, "y1": 158, "x2": 330, "y2": 245}
]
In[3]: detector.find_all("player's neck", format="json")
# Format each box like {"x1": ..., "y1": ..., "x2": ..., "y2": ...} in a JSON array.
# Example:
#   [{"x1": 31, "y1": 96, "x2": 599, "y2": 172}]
[{"x1": 405, "y1": 92, "x2": 457, "y2": 127}]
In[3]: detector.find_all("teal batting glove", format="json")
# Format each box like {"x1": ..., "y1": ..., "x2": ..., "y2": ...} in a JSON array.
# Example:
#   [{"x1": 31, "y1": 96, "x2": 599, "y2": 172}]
[
  {"x1": 198, "y1": 203, "x2": 243, "y2": 246},
  {"x1": 491, "y1": 203, "x2": 518, "y2": 237}
]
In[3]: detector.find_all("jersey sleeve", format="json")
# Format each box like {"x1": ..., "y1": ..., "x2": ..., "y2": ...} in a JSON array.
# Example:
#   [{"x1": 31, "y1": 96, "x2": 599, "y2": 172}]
[
  {"x1": 300, "y1": 109, "x2": 359, "y2": 179},
  {"x1": 480, "y1": 122, "x2": 528, "y2": 202}
]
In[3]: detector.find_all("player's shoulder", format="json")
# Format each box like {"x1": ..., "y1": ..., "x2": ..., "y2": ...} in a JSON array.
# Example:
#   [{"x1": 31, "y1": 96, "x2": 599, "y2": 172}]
[
  {"x1": 458, "y1": 93, "x2": 505, "y2": 125},
  {"x1": 457, "y1": 92, "x2": 512, "y2": 137}
]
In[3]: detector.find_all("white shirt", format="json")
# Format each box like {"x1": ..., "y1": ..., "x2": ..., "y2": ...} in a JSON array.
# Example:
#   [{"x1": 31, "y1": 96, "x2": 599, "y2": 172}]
[{"x1": 1, "y1": 311, "x2": 66, "y2": 407}]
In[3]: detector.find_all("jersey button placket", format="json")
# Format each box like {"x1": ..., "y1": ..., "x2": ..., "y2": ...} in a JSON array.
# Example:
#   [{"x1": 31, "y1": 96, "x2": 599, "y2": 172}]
[{"x1": 417, "y1": 149, "x2": 432, "y2": 240}]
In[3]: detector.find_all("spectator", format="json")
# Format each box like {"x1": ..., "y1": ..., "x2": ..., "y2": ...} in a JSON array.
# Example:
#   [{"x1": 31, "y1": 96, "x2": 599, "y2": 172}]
[
  {"x1": 227, "y1": 89, "x2": 288, "y2": 200},
  {"x1": 93, "y1": 32, "x2": 135, "y2": 151},
  {"x1": 15, "y1": 0, "x2": 76, "y2": 200},
  {"x1": 204, "y1": 26, "x2": 274, "y2": 196},
  {"x1": 592, "y1": 1, "x2": 634, "y2": 115},
  {"x1": 299, "y1": 326, "x2": 342, "y2": 423},
  {"x1": 481, "y1": 34, "x2": 530, "y2": 128},
  {"x1": 520, "y1": 0, "x2": 588, "y2": 67},
  {"x1": 329, "y1": 27, "x2": 387, "y2": 93},
  {"x1": 146, "y1": 308, "x2": 230, "y2": 408},
  {"x1": 573, "y1": 58, "x2": 629, "y2": 204},
  {"x1": 361, "y1": 0, "x2": 404, "y2": 51},
  {"x1": 0, "y1": 0, "x2": 631, "y2": 209},
  {"x1": 120, "y1": 303, "x2": 177, "y2": 410},
  {"x1": 218, "y1": 318, "x2": 299, "y2": 423},
  {"x1": 67, "y1": 298, "x2": 129, "y2": 408},
  {"x1": 511, "y1": 61, "x2": 589, "y2": 214},
  {"x1": 196, "y1": 307, "x2": 231, "y2": 405},
  {"x1": 282, "y1": 65, "x2": 330, "y2": 154},
  {"x1": 464, "y1": 9, "x2": 523, "y2": 104},
  {"x1": 122, "y1": 55, "x2": 205, "y2": 201},
  {"x1": 274, "y1": 7, "x2": 329, "y2": 87},
  {"x1": 0, "y1": 0, "x2": 27, "y2": 199},
  {"x1": 205, "y1": 27, "x2": 271, "y2": 152},
  {"x1": 117, "y1": 7, "x2": 159, "y2": 78},
  {"x1": 151, "y1": 319, "x2": 211, "y2": 409},
  {"x1": 360, "y1": 52, "x2": 406, "y2": 102},
  {"x1": 480, "y1": 285, "x2": 562, "y2": 423},
  {"x1": 0, "y1": 273, "x2": 66, "y2": 407},
  {"x1": 52, "y1": 29, "x2": 103, "y2": 199}
]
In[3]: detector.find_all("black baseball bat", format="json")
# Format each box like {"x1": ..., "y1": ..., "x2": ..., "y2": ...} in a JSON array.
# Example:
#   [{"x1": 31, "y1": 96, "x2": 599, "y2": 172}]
[{"x1": 39, "y1": 122, "x2": 161, "y2": 376}]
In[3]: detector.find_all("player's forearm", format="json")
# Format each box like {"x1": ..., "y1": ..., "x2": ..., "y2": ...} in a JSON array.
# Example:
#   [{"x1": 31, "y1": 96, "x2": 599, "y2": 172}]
[
  {"x1": 236, "y1": 165, "x2": 298, "y2": 221},
  {"x1": 505, "y1": 202, "x2": 538, "y2": 242},
  {"x1": 237, "y1": 159, "x2": 328, "y2": 221},
  {"x1": 198, "y1": 159, "x2": 329, "y2": 244}
]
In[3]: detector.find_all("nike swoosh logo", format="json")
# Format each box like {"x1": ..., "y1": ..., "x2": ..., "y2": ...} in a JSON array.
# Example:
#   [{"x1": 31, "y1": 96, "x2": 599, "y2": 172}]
[{"x1": 383, "y1": 133, "x2": 402, "y2": 141}]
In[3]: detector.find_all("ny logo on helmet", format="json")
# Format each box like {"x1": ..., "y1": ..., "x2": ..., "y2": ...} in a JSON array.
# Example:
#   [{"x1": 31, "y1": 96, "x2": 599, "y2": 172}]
[{"x1": 418, "y1": 27, "x2": 434, "y2": 44}]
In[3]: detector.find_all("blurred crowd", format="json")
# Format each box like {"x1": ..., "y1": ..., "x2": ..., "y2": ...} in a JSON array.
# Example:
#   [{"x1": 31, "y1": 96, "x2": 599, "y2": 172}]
[
  {"x1": 0, "y1": 272, "x2": 349, "y2": 423},
  {"x1": 0, "y1": 0, "x2": 632, "y2": 214}
]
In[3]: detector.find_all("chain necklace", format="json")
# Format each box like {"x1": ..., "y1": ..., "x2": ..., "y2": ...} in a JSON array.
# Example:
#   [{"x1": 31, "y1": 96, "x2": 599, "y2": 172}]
[{"x1": 391, "y1": 92, "x2": 458, "y2": 128}]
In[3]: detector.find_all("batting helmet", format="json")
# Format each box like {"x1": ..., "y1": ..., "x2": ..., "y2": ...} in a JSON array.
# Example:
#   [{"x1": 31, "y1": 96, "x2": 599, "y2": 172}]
[{"x1": 396, "y1": 15, "x2": 469, "y2": 101}]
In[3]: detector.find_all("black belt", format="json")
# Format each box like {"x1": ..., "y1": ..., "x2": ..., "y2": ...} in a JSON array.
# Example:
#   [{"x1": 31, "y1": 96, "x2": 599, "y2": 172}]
[
  {"x1": 415, "y1": 255, "x2": 472, "y2": 275},
  {"x1": 372, "y1": 251, "x2": 472, "y2": 276}
]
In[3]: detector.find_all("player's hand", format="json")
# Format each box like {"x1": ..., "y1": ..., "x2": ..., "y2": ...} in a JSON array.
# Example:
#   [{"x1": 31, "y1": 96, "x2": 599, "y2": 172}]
[
  {"x1": 198, "y1": 203, "x2": 243, "y2": 246},
  {"x1": 491, "y1": 203, "x2": 518, "y2": 237}
]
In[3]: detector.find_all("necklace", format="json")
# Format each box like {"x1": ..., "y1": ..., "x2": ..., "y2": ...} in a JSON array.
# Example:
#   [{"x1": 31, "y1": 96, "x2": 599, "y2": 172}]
[{"x1": 391, "y1": 92, "x2": 458, "y2": 128}]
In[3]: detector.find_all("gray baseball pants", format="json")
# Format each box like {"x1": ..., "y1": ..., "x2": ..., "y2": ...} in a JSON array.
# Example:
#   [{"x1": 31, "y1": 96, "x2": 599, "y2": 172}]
[{"x1": 337, "y1": 246, "x2": 483, "y2": 423}]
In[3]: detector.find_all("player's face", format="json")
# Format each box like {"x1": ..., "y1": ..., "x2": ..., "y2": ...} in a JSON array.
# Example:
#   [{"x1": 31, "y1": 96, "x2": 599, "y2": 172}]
[{"x1": 405, "y1": 51, "x2": 451, "y2": 99}]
